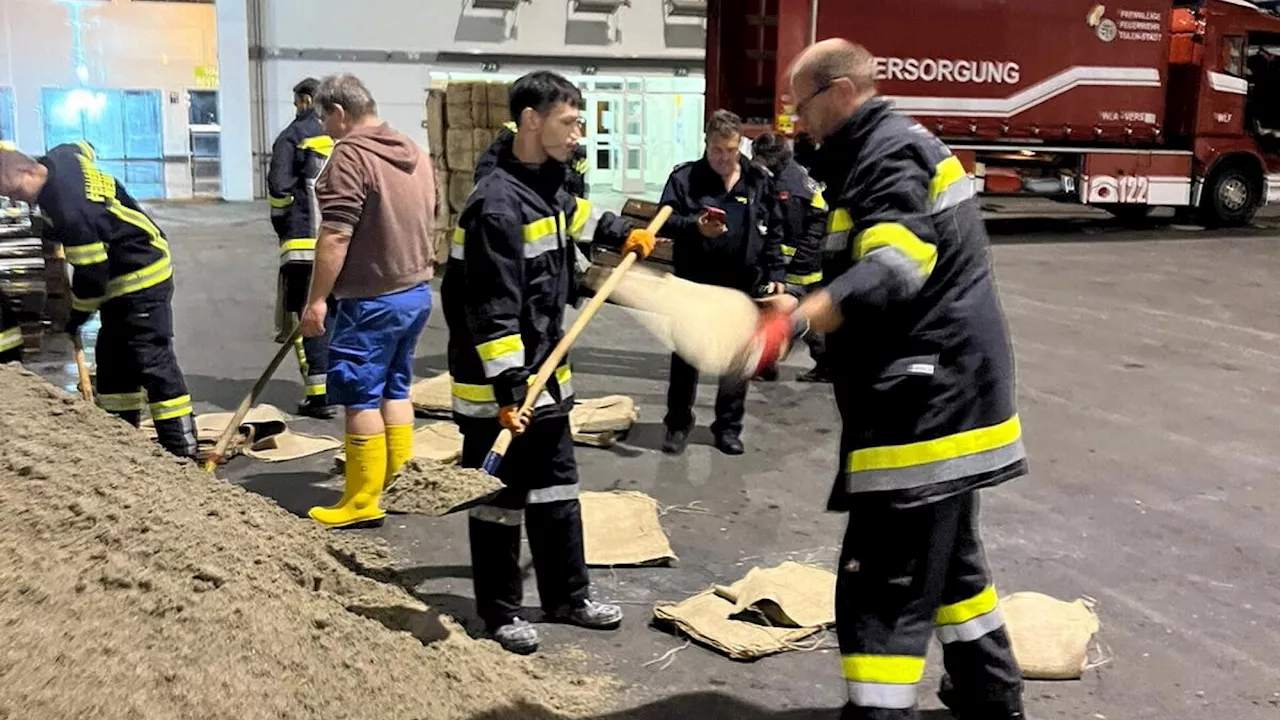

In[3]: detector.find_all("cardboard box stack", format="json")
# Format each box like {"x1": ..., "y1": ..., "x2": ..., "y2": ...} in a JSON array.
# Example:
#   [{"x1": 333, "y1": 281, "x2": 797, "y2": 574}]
[{"x1": 426, "y1": 81, "x2": 512, "y2": 267}]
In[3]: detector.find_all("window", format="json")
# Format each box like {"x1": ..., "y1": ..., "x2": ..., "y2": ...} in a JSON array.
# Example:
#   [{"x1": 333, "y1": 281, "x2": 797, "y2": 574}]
[
  {"x1": 0, "y1": 88, "x2": 14, "y2": 143},
  {"x1": 1224, "y1": 35, "x2": 1245, "y2": 76},
  {"x1": 41, "y1": 87, "x2": 166, "y2": 200},
  {"x1": 188, "y1": 90, "x2": 218, "y2": 126}
]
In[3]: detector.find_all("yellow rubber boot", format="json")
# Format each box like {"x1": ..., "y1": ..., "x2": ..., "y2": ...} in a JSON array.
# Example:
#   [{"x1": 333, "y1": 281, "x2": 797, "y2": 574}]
[
  {"x1": 385, "y1": 423, "x2": 414, "y2": 491},
  {"x1": 309, "y1": 433, "x2": 387, "y2": 529}
]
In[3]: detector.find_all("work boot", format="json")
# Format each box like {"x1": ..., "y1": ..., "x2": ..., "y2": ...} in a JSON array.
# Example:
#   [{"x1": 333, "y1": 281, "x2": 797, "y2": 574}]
[
  {"x1": 662, "y1": 425, "x2": 691, "y2": 455},
  {"x1": 549, "y1": 599, "x2": 623, "y2": 630},
  {"x1": 309, "y1": 433, "x2": 387, "y2": 529},
  {"x1": 296, "y1": 395, "x2": 336, "y2": 420},
  {"x1": 154, "y1": 414, "x2": 199, "y2": 461},
  {"x1": 753, "y1": 366, "x2": 780, "y2": 382},
  {"x1": 938, "y1": 675, "x2": 1027, "y2": 720},
  {"x1": 492, "y1": 618, "x2": 539, "y2": 655},
  {"x1": 797, "y1": 366, "x2": 832, "y2": 383},
  {"x1": 713, "y1": 432, "x2": 744, "y2": 456}
]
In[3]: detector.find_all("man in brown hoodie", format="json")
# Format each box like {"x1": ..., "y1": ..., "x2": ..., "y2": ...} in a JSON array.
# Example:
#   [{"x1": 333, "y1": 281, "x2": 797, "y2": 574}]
[{"x1": 299, "y1": 73, "x2": 436, "y2": 529}]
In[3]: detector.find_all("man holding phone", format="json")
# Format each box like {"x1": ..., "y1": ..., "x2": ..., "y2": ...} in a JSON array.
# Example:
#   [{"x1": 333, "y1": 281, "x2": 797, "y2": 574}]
[{"x1": 656, "y1": 109, "x2": 786, "y2": 456}]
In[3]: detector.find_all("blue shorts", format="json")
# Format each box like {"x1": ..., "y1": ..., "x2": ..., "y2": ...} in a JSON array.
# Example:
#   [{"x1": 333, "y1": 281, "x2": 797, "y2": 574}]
[{"x1": 327, "y1": 283, "x2": 432, "y2": 410}]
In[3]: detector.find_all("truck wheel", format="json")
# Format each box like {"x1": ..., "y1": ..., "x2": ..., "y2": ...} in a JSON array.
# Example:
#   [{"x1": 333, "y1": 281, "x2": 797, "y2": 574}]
[{"x1": 1199, "y1": 164, "x2": 1261, "y2": 228}]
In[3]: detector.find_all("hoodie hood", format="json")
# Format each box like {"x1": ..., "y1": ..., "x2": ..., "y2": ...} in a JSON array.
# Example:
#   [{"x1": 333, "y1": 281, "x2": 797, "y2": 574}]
[{"x1": 339, "y1": 122, "x2": 419, "y2": 173}]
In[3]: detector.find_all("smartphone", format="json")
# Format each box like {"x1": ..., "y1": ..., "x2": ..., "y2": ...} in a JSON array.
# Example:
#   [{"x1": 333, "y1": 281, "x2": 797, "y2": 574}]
[{"x1": 702, "y1": 206, "x2": 727, "y2": 221}]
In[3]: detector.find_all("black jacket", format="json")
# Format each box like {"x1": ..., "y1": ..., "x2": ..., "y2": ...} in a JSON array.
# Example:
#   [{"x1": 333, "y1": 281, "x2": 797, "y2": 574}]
[
  {"x1": 441, "y1": 141, "x2": 587, "y2": 425},
  {"x1": 36, "y1": 142, "x2": 173, "y2": 330},
  {"x1": 769, "y1": 159, "x2": 827, "y2": 293},
  {"x1": 267, "y1": 109, "x2": 332, "y2": 259},
  {"x1": 474, "y1": 122, "x2": 589, "y2": 199},
  {"x1": 813, "y1": 98, "x2": 1027, "y2": 509},
  {"x1": 658, "y1": 156, "x2": 785, "y2": 293}
]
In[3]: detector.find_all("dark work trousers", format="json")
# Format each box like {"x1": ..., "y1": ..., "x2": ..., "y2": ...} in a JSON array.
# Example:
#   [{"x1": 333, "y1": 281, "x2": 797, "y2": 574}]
[
  {"x1": 282, "y1": 263, "x2": 332, "y2": 401},
  {"x1": 837, "y1": 491, "x2": 1024, "y2": 720},
  {"x1": 461, "y1": 414, "x2": 590, "y2": 630},
  {"x1": 94, "y1": 281, "x2": 198, "y2": 460},
  {"x1": 0, "y1": 294, "x2": 23, "y2": 364},
  {"x1": 804, "y1": 330, "x2": 829, "y2": 372},
  {"x1": 663, "y1": 352, "x2": 748, "y2": 437}
]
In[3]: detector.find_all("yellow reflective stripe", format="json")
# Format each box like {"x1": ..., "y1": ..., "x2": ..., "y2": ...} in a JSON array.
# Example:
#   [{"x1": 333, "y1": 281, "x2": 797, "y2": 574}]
[
  {"x1": 476, "y1": 335, "x2": 524, "y2": 362},
  {"x1": 280, "y1": 238, "x2": 317, "y2": 254},
  {"x1": 0, "y1": 326, "x2": 22, "y2": 353},
  {"x1": 841, "y1": 655, "x2": 926, "y2": 685},
  {"x1": 786, "y1": 270, "x2": 823, "y2": 285},
  {"x1": 827, "y1": 208, "x2": 853, "y2": 233},
  {"x1": 522, "y1": 215, "x2": 562, "y2": 243},
  {"x1": 847, "y1": 415, "x2": 1022, "y2": 473},
  {"x1": 936, "y1": 585, "x2": 999, "y2": 627},
  {"x1": 452, "y1": 381, "x2": 497, "y2": 403},
  {"x1": 304, "y1": 378, "x2": 327, "y2": 396},
  {"x1": 853, "y1": 223, "x2": 937, "y2": 278},
  {"x1": 450, "y1": 227, "x2": 466, "y2": 260},
  {"x1": 64, "y1": 242, "x2": 108, "y2": 266},
  {"x1": 71, "y1": 294, "x2": 104, "y2": 313},
  {"x1": 269, "y1": 195, "x2": 294, "y2": 209},
  {"x1": 75, "y1": 141, "x2": 96, "y2": 161},
  {"x1": 503, "y1": 121, "x2": 517, "y2": 133},
  {"x1": 150, "y1": 394, "x2": 193, "y2": 421},
  {"x1": 780, "y1": 245, "x2": 797, "y2": 257},
  {"x1": 106, "y1": 257, "x2": 172, "y2": 298},
  {"x1": 98, "y1": 391, "x2": 146, "y2": 412},
  {"x1": 569, "y1": 198, "x2": 592, "y2": 240},
  {"x1": 929, "y1": 156, "x2": 967, "y2": 203},
  {"x1": 0, "y1": 140, "x2": 15, "y2": 151},
  {"x1": 298, "y1": 135, "x2": 334, "y2": 157},
  {"x1": 811, "y1": 187, "x2": 828, "y2": 210},
  {"x1": 573, "y1": 157, "x2": 589, "y2": 175}
]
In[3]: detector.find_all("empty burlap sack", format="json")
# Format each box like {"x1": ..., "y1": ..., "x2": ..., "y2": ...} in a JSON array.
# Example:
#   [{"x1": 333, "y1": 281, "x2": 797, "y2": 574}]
[
  {"x1": 410, "y1": 373, "x2": 453, "y2": 417},
  {"x1": 653, "y1": 590, "x2": 824, "y2": 661},
  {"x1": 142, "y1": 404, "x2": 338, "y2": 463},
  {"x1": 581, "y1": 491, "x2": 676, "y2": 567},
  {"x1": 445, "y1": 83, "x2": 475, "y2": 128},
  {"x1": 426, "y1": 90, "x2": 446, "y2": 159},
  {"x1": 714, "y1": 561, "x2": 836, "y2": 628},
  {"x1": 448, "y1": 172, "x2": 473, "y2": 213},
  {"x1": 244, "y1": 430, "x2": 340, "y2": 463},
  {"x1": 1001, "y1": 592, "x2": 1101, "y2": 680},
  {"x1": 336, "y1": 422, "x2": 463, "y2": 468},
  {"x1": 571, "y1": 395, "x2": 639, "y2": 448},
  {"x1": 446, "y1": 129, "x2": 476, "y2": 172}
]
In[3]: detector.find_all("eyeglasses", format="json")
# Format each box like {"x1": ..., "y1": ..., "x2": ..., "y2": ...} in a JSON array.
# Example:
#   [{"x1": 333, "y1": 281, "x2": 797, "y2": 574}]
[{"x1": 795, "y1": 83, "x2": 833, "y2": 115}]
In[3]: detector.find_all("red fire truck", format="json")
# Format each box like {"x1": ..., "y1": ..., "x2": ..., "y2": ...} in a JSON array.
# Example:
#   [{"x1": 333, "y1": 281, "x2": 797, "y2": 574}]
[{"x1": 706, "y1": 0, "x2": 1280, "y2": 226}]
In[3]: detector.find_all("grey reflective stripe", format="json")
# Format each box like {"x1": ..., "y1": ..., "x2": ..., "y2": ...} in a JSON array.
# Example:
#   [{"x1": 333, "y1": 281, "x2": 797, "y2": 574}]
[
  {"x1": 863, "y1": 246, "x2": 927, "y2": 295},
  {"x1": 822, "y1": 231, "x2": 850, "y2": 253},
  {"x1": 306, "y1": 374, "x2": 327, "y2": 387},
  {"x1": 936, "y1": 608, "x2": 1006, "y2": 644},
  {"x1": 533, "y1": 390, "x2": 558, "y2": 408},
  {"x1": 453, "y1": 397, "x2": 499, "y2": 418},
  {"x1": 482, "y1": 354, "x2": 524, "y2": 376},
  {"x1": 527, "y1": 483, "x2": 580, "y2": 504},
  {"x1": 281, "y1": 249, "x2": 315, "y2": 263},
  {"x1": 846, "y1": 681, "x2": 918, "y2": 710},
  {"x1": 847, "y1": 438, "x2": 1026, "y2": 494},
  {"x1": 577, "y1": 204, "x2": 603, "y2": 242},
  {"x1": 557, "y1": 380, "x2": 575, "y2": 401},
  {"x1": 524, "y1": 233, "x2": 560, "y2": 259},
  {"x1": 469, "y1": 505, "x2": 524, "y2": 526},
  {"x1": 270, "y1": 206, "x2": 289, "y2": 218},
  {"x1": 450, "y1": 243, "x2": 465, "y2": 260},
  {"x1": 932, "y1": 177, "x2": 975, "y2": 213}
]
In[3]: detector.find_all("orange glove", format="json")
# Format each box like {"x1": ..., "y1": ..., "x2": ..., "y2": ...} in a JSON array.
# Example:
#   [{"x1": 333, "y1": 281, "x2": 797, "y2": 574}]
[
  {"x1": 498, "y1": 404, "x2": 531, "y2": 435},
  {"x1": 620, "y1": 228, "x2": 657, "y2": 259}
]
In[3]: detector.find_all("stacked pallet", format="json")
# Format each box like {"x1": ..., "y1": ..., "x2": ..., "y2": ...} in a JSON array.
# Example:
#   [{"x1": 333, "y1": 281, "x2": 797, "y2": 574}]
[{"x1": 426, "y1": 81, "x2": 512, "y2": 267}]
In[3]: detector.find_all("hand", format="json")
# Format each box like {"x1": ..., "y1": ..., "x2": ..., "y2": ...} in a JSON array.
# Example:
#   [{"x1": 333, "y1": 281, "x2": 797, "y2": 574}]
[
  {"x1": 734, "y1": 310, "x2": 803, "y2": 382},
  {"x1": 696, "y1": 211, "x2": 728, "y2": 238},
  {"x1": 757, "y1": 292, "x2": 799, "y2": 314},
  {"x1": 65, "y1": 310, "x2": 90, "y2": 338},
  {"x1": 498, "y1": 404, "x2": 532, "y2": 435},
  {"x1": 300, "y1": 299, "x2": 328, "y2": 338},
  {"x1": 797, "y1": 289, "x2": 844, "y2": 334},
  {"x1": 620, "y1": 228, "x2": 657, "y2": 259}
]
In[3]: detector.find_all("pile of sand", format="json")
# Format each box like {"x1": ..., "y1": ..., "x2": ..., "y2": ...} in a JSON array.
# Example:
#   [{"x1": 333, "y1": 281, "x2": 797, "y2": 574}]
[
  {"x1": 0, "y1": 365, "x2": 609, "y2": 720},
  {"x1": 385, "y1": 459, "x2": 504, "y2": 516}
]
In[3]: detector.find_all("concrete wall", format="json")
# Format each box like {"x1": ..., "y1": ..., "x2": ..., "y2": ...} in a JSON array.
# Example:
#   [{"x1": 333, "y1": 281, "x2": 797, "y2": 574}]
[{"x1": 0, "y1": 0, "x2": 217, "y2": 199}]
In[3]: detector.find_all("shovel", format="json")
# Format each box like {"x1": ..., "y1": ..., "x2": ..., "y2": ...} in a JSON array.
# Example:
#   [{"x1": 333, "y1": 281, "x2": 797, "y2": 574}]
[
  {"x1": 203, "y1": 324, "x2": 304, "y2": 471},
  {"x1": 72, "y1": 334, "x2": 93, "y2": 402}
]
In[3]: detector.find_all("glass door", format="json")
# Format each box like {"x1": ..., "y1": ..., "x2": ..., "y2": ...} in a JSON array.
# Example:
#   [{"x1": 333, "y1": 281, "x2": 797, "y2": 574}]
[
  {"x1": 584, "y1": 93, "x2": 621, "y2": 194},
  {"x1": 618, "y1": 92, "x2": 645, "y2": 194}
]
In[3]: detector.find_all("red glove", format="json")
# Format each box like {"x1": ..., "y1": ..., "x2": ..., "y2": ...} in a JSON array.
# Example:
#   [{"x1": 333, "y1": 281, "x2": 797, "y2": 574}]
[
  {"x1": 621, "y1": 228, "x2": 657, "y2": 259},
  {"x1": 498, "y1": 405, "x2": 531, "y2": 435},
  {"x1": 736, "y1": 311, "x2": 808, "y2": 381}
]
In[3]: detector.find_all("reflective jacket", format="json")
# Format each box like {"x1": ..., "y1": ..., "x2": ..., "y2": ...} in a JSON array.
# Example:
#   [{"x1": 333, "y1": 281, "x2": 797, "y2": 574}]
[
  {"x1": 441, "y1": 141, "x2": 595, "y2": 424},
  {"x1": 36, "y1": 142, "x2": 173, "y2": 323},
  {"x1": 267, "y1": 109, "x2": 333, "y2": 265},
  {"x1": 813, "y1": 98, "x2": 1027, "y2": 509},
  {"x1": 659, "y1": 156, "x2": 785, "y2": 293},
  {"x1": 475, "y1": 122, "x2": 589, "y2": 199},
  {"x1": 770, "y1": 159, "x2": 828, "y2": 294},
  {"x1": 0, "y1": 291, "x2": 21, "y2": 358}
]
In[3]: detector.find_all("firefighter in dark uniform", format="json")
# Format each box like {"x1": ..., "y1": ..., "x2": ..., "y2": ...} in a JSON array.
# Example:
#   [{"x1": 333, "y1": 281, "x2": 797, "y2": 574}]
[
  {"x1": 0, "y1": 292, "x2": 22, "y2": 364},
  {"x1": 658, "y1": 109, "x2": 786, "y2": 456},
  {"x1": 744, "y1": 40, "x2": 1027, "y2": 719},
  {"x1": 267, "y1": 77, "x2": 336, "y2": 418},
  {"x1": 475, "y1": 120, "x2": 589, "y2": 199},
  {"x1": 751, "y1": 131, "x2": 831, "y2": 382},
  {"x1": 442, "y1": 71, "x2": 638, "y2": 656},
  {"x1": 0, "y1": 142, "x2": 198, "y2": 459}
]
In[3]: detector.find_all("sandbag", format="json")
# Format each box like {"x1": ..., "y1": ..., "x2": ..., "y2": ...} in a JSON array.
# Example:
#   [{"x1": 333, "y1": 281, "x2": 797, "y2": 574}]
[
  {"x1": 426, "y1": 89, "x2": 446, "y2": 159},
  {"x1": 581, "y1": 491, "x2": 676, "y2": 567},
  {"x1": 486, "y1": 82, "x2": 509, "y2": 109},
  {"x1": 470, "y1": 89, "x2": 490, "y2": 129},
  {"x1": 446, "y1": 129, "x2": 475, "y2": 172},
  {"x1": 1001, "y1": 591, "x2": 1101, "y2": 680},
  {"x1": 715, "y1": 561, "x2": 835, "y2": 628},
  {"x1": 141, "y1": 404, "x2": 340, "y2": 464},
  {"x1": 448, "y1": 172, "x2": 473, "y2": 213},
  {"x1": 653, "y1": 590, "x2": 823, "y2": 661},
  {"x1": 471, "y1": 128, "x2": 495, "y2": 157},
  {"x1": 570, "y1": 395, "x2": 638, "y2": 434},
  {"x1": 445, "y1": 83, "x2": 475, "y2": 129},
  {"x1": 411, "y1": 373, "x2": 452, "y2": 416}
]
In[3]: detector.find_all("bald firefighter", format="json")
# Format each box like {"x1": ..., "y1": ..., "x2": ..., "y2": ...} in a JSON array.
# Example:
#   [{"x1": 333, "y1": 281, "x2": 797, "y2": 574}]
[
  {"x1": 741, "y1": 40, "x2": 1027, "y2": 720},
  {"x1": 268, "y1": 77, "x2": 336, "y2": 418},
  {"x1": 0, "y1": 143, "x2": 197, "y2": 459}
]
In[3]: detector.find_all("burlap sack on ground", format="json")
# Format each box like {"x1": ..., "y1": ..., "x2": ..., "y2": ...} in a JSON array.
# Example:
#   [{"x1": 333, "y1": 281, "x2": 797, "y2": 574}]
[
  {"x1": 410, "y1": 373, "x2": 452, "y2": 417},
  {"x1": 715, "y1": 561, "x2": 836, "y2": 628},
  {"x1": 1001, "y1": 591, "x2": 1101, "y2": 680},
  {"x1": 653, "y1": 590, "x2": 824, "y2": 661},
  {"x1": 336, "y1": 422, "x2": 463, "y2": 468},
  {"x1": 580, "y1": 491, "x2": 676, "y2": 567},
  {"x1": 244, "y1": 430, "x2": 341, "y2": 462},
  {"x1": 142, "y1": 404, "x2": 339, "y2": 463}
]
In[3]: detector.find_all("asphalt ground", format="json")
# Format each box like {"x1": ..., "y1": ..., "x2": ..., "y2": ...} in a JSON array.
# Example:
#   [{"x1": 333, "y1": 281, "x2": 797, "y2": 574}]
[{"x1": 26, "y1": 198, "x2": 1280, "y2": 719}]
